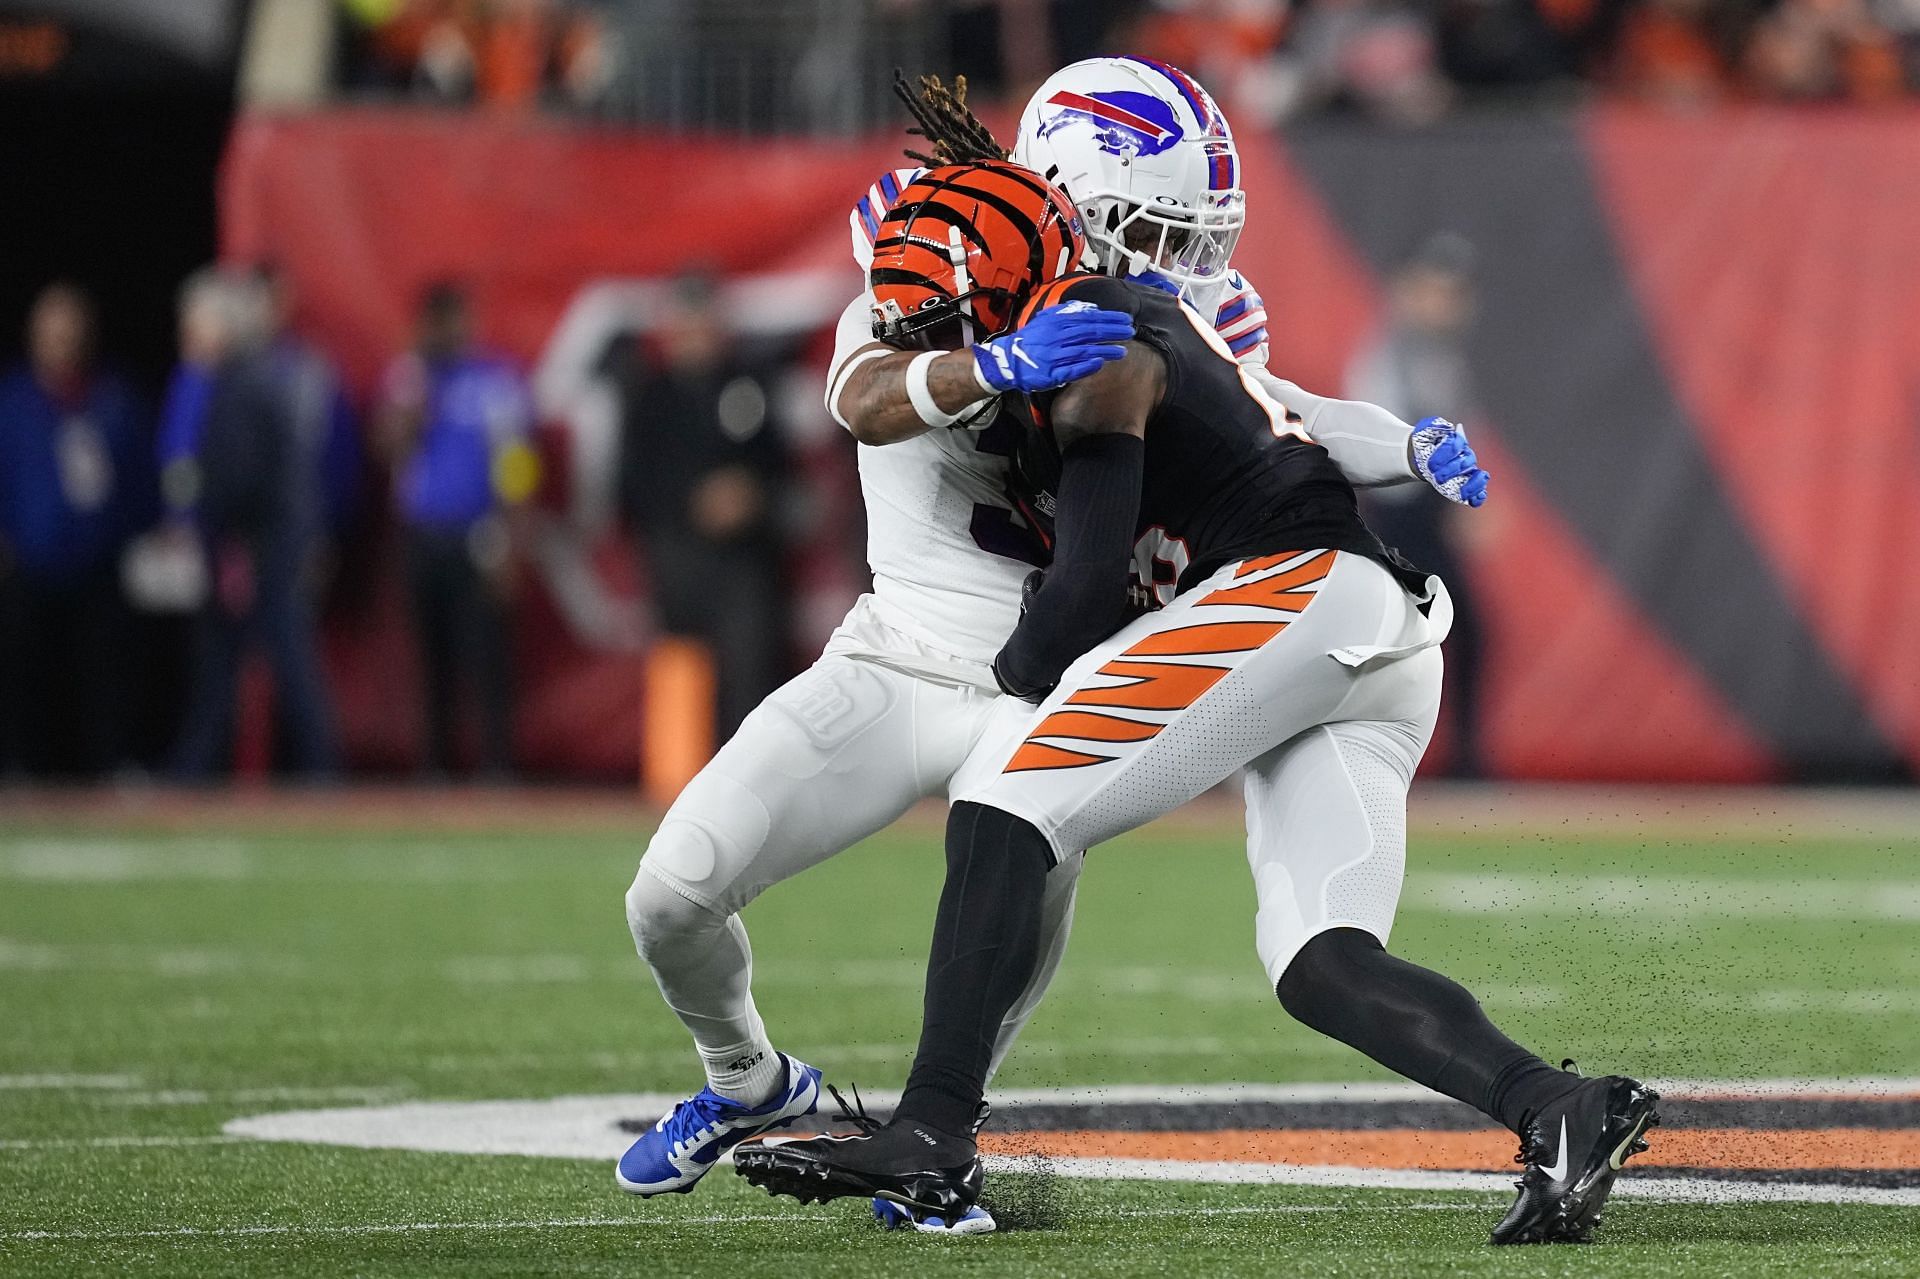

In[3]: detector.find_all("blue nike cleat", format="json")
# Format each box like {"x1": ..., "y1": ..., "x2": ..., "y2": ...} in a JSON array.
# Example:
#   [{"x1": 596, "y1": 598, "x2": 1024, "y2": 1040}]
[
  {"x1": 615, "y1": 1054, "x2": 822, "y2": 1197},
  {"x1": 873, "y1": 1198, "x2": 998, "y2": 1235}
]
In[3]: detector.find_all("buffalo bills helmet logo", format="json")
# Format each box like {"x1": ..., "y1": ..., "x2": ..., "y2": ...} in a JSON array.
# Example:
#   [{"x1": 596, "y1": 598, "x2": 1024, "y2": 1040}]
[{"x1": 1039, "y1": 90, "x2": 1185, "y2": 158}]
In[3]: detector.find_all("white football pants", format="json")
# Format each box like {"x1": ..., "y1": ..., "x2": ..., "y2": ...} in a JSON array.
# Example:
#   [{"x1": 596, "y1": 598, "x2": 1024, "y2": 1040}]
[
  {"x1": 627, "y1": 597, "x2": 1085, "y2": 1084},
  {"x1": 954, "y1": 550, "x2": 1446, "y2": 986}
]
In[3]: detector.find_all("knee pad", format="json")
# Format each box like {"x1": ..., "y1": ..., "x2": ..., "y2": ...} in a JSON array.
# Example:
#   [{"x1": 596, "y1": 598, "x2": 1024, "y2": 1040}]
[{"x1": 625, "y1": 857, "x2": 727, "y2": 962}]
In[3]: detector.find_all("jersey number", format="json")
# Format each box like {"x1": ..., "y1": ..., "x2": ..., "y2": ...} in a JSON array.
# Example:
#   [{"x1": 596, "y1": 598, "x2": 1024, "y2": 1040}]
[
  {"x1": 1175, "y1": 303, "x2": 1310, "y2": 442},
  {"x1": 968, "y1": 411, "x2": 1049, "y2": 567},
  {"x1": 1131, "y1": 526, "x2": 1190, "y2": 609}
]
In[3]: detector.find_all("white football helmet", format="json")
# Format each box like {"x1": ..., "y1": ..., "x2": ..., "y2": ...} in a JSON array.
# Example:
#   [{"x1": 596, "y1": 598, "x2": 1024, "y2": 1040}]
[{"x1": 1012, "y1": 57, "x2": 1245, "y2": 300}]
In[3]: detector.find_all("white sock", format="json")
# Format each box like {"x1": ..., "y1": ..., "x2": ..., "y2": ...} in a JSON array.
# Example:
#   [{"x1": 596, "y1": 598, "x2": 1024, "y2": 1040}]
[{"x1": 702, "y1": 1033, "x2": 785, "y2": 1105}]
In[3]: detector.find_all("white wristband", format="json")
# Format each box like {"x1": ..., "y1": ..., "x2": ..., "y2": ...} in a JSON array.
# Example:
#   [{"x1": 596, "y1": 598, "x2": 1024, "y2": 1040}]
[
  {"x1": 972, "y1": 347, "x2": 1000, "y2": 395},
  {"x1": 906, "y1": 350, "x2": 967, "y2": 428}
]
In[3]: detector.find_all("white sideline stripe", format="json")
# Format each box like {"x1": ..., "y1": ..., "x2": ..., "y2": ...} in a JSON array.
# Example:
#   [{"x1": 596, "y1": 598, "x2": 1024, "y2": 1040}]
[
  {"x1": 1026, "y1": 1157, "x2": 1920, "y2": 1206},
  {"x1": 0, "y1": 1135, "x2": 249, "y2": 1151},
  {"x1": 1644, "y1": 1076, "x2": 1920, "y2": 1099},
  {"x1": 221, "y1": 1076, "x2": 1920, "y2": 1151}
]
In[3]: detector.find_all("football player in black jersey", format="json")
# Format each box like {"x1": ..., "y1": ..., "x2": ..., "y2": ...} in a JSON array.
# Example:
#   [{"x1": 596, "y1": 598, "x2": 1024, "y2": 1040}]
[{"x1": 736, "y1": 167, "x2": 1657, "y2": 1246}]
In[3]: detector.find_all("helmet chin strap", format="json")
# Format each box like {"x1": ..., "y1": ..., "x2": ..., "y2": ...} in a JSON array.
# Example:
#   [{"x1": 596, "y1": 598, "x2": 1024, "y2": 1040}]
[{"x1": 947, "y1": 225, "x2": 976, "y2": 346}]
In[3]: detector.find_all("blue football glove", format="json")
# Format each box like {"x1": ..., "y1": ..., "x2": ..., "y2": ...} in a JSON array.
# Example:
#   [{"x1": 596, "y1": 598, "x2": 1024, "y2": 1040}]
[
  {"x1": 1124, "y1": 267, "x2": 1183, "y2": 296},
  {"x1": 973, "y1": 301, "x2": 1134, "y2": 395},
  {"x1": 1409, "y1": 417, "x2": 1490, "y2": 508}
]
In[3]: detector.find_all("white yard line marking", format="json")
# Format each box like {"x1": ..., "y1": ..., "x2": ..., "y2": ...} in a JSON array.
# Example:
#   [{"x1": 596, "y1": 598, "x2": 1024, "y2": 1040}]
[
  {"x1": 1, "y1": 1203, "x2": 1497, "y2": 1245},
  {"x1": 0, "y1": 1213, "x2": 817, "y2": 1243},
  {"x1": 0, "y1": 1135, "x2": 249, "y2": 1151},
  {"x1": 0, "y1": 937, "x2": 314, "y2": 978},
  {"x1": 1406, "y1": 872, "x2": 1920, "y2": 921},
  {"x1": 92, "y1": 1086, "x2": 407, "y2": 1107},
  {"x1": 0, "y1": 841, "x2": 253, "y2": 882},
  {"x1": 0, "y1": 1074, "x2": 142, "y2": 1090}
]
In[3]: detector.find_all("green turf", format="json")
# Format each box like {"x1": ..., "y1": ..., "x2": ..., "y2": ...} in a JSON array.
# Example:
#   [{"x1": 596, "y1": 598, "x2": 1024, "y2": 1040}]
[{"x1": 2, "y1": 815, "x2": 1917, "y2": 1276}]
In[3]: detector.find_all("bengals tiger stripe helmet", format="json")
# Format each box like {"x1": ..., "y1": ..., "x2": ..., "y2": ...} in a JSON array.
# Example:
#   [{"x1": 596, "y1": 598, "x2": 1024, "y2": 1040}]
[{"x1": 869, "y1": 161, "x2": 1087, "y2": 349}]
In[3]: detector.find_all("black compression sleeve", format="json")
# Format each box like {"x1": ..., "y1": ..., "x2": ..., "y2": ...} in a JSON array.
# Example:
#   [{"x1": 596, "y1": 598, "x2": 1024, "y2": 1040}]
[
  {"x1": 992, "y1": 432, "x2": 1144, "y2": 700},
  {"x1": 1276, "y1": 928, "x2": 1578, "y2": 1133},
  {"x1": 897, "y1": 801, "x2": 1054, "y2": 1136}
]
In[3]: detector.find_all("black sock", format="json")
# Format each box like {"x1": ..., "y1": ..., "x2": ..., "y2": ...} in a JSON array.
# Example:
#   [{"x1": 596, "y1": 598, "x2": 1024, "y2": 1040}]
[
  {"x1": 1276, "y1": 928, "x2": 1578, "y2": 1133},
  {"x1": 895, "y1": 801, "x2": 1054, "y2": 1136}
]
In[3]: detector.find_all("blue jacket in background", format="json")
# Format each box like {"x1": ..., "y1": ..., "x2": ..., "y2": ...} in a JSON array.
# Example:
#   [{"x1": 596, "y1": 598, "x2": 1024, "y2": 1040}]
[
  {"x1": 158, "y1": 337, "x2": 362, "y2": 536},
  {"x1": 0, "y1": 363, "x2": 151, "y2": 584},
  {"x1": 394, "y1": 352, "x2": 531, "y2": 531}
]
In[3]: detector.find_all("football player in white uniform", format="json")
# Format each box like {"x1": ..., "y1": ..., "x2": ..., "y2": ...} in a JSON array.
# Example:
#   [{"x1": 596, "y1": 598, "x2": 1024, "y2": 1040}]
[{"x1": 616, "y1": 60, "x2": 1489, "y2": 1231}]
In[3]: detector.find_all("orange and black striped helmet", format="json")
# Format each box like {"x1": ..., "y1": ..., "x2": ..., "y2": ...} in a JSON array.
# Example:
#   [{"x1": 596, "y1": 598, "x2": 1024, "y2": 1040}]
[{"x1": 869, "y1": 161, "x2": 1086, "y2": 349}]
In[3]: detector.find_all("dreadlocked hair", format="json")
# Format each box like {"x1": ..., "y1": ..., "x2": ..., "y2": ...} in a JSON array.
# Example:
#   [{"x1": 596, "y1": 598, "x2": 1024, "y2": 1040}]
[{"x1": 892, "y1": 70, "x2": 1007, "y2": 166}]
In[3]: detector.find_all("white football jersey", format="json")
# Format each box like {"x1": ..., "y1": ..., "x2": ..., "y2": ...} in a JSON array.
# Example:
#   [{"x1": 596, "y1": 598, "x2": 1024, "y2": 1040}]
[
  {"x1": 827, "y1": 170, "x2": 1275, "y2": 678},
  {"x1": 826, "y1": 296, "x2": 1036, "y2": 672}
]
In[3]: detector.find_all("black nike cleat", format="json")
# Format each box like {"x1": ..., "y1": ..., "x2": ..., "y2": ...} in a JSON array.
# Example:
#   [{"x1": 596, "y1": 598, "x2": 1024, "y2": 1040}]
[
  {"x1": 732, "y1": 1085, "x2": 985, "y2": 1216},
  {"x1": 1490, "y1": 1066, "x2": 1660, "y2": 1245},
  {"x1": 733, "y1": 1120, "x2": 983, "y2": 1214}
]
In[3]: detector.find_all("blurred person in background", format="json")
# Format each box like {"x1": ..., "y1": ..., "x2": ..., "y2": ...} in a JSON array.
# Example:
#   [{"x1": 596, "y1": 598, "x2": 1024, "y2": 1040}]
[
  {"x1": 378, "y1": 281, "x2": 534, "y2": 779},
  {"x1": 617, "y1": 271, "x2": 790, "y2": 743},
  {"x1": 1602, "y1": 0, "x2": 1736, "y2": 105},
  {"x1": 165, "y1": 269, "x2": 342, "y2": 783},
  {"x1": 1346, "y1": 235, "x2": 1488, "y2": 777},
  {"x1": 258, "y1": 263, "x2": 364, "y2": 547},
  {"x1": 344, "y1": 0, "x2": 611, "y2": 110},
  {"x1": 0, "y1": 283, "x2": 150, "y2": 780},
  {"x1": 1741, "y1": 0, "x2": 1905, "y2": 100},
  {"x1": 1263, "y1": 0, "x2": 1455, "y2": 124}
]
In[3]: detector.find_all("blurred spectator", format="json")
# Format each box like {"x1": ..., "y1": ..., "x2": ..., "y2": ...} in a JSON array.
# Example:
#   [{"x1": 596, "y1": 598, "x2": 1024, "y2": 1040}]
[
  {"x1": 1603, "y1": 0, "x2": 1736, "y2": 105},
  {"x1": 617, "y1": 272, "x2": 790, "y2": 742},
  {"x1": 1119, "y1": 0, "x2": 1290, "y2": 120},
  {"x1": 1346, "y1": 235, "x2": 1488, "y2": 778},
  {"x1": 343, "y1": 0, "x2": 612, "y2": 111},
  {"x1": 1741, "y1": 0, "x2": 1905, "y2": 100},
  {"x1": 0, "y1": 283, "x2": 150, "y2": 779},
  {"x1": 378, "y1": 282, "x2": 534, "y2": 778},
  {"x1": 1265, "y1": 0, "x2": 1455, "y2": 125},
  {"x1": 259, "y1": 264, "x2": 364, "y2": 545},
  {"x1": 165, "y1": 269, "x2": 343, "y2": 782}
]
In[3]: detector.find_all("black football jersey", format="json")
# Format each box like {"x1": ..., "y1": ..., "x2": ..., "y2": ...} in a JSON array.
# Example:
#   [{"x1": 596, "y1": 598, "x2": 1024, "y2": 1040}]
[{"x1": 1006, "y1": 273, "x2": 1424, "y2": 608}]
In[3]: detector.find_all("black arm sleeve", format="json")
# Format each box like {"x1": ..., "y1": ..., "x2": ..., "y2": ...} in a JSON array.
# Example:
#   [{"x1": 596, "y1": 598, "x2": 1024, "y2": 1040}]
[{"x1": 992, "y1": 432, "x2": 1145, "y2": 700}]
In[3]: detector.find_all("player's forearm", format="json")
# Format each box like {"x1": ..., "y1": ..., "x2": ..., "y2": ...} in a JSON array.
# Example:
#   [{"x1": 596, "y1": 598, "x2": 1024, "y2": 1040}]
[
  {"x1": 1252, "y1": 370, "x2": 1418, "y2": 487},
  {"x1": 832, "y1": 348, "x2": 993, "y2": 446},
  {"x1": 993, "y1": 434, "x2": 1145, "y2": 700}
]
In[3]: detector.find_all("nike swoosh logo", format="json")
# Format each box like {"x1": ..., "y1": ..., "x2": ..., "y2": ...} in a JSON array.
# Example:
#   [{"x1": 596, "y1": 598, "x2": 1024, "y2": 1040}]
[{"x1": 1541, "y1": 1116, "x2": 1571, "y2": 1182}]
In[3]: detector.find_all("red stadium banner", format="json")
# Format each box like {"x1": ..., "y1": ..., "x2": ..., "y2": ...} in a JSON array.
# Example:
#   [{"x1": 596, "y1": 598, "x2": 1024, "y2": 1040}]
[{"x1": 221, "y1": 106, "x2": 1920, "y2": 783}]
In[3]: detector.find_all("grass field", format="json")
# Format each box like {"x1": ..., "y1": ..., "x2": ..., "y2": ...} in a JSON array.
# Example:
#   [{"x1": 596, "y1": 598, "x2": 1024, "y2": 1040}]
[{"x1": 3, "y1": 792, "x2": 1918, "y2": 1276}]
